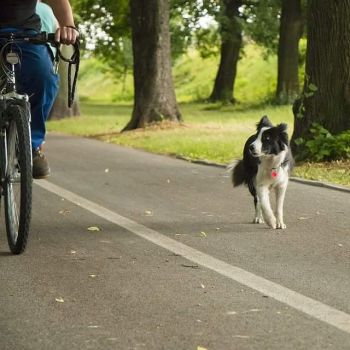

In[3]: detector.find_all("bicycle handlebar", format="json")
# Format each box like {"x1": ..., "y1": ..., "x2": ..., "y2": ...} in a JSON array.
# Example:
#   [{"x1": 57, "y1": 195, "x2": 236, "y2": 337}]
[
  {"x1": 0, "y1": 31, "x2": 79, "y2": 48},
  {"x1": 0, "y1": 31, "x2": 80, "y2": 108}
]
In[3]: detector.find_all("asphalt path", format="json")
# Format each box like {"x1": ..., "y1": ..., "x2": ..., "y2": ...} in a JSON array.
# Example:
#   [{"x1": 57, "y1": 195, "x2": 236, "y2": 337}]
[{"x1": 0, "y1": 133, "x2": 349, "y2": 350}]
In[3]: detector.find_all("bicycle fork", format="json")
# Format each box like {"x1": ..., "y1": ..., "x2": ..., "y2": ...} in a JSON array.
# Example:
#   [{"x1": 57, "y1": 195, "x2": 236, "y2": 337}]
[{"x1": 0, "y1": 127, "x2": 7, "y2": 197}]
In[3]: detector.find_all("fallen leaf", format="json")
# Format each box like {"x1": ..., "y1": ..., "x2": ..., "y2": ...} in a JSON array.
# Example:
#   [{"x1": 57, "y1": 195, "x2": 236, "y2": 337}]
[
  {"x1": 55, "y1": 297, "x2": 64, "y2": 303},
  {"x1": 89, "y1": 274, "x2": 97, "y2": 278},
  {"x1": 200, "y1": 283, "x2": 205, "y2": 289},
  {"x1": 200, "y1": 231, "x2": 207, "y2": 237},
  {"x1": 243, "y1": 308, "x2": 262, "y2": 313},
  {"x1": 166, "y1": 179, "x2": 170, "y2": 183},
  {"x1": 104, "y1": 168, "x2": 109, "y2": 173},
  {"x1": 59, "y1": 209, "x2": 71, "y2": 215},
  {"x1": 197, "y1": 346, "x2": 207, "y2": 350},
  {"x1": 226, "y1": 311, "x2": 237, "y2": 315},
  {"x1": 298, "y1": 217, "x2": 310, "y2": 220},
  {"x1": 70, "y1": 250, "x2": 76, "y2": 254},
  {"x1": 181, "y1": 263, "x2": 199, "y2": 269},
  {"x1": 232, "y1": 335, "x2": 250, "y2": 339},
  {"x1": 338, "y1": 243, "x2": 343, "y2": 247},
  {"x1": 87, "y1": 226, "x2": 101, "y2": 232},
  {"x1": 144, "y1": 210, "x2": 153, "y2": 216}
]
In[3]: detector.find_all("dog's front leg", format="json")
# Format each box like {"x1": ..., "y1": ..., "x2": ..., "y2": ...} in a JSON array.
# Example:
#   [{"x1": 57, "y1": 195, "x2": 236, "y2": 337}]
[
  {"x1": 275, "y1": 184, "x2": 287, "y2": 229},
  {"x1": 257, "y1": 187, "x2": 276, "y2": 229},
  {"x1": 254, "y1": 196, "x2": 264, "y2": 224}
]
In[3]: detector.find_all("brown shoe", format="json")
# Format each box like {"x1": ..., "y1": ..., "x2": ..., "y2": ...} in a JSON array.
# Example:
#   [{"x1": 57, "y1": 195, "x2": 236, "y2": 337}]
[{"x1": 32, "y1": 148, "x2": 50, "y2": 179}]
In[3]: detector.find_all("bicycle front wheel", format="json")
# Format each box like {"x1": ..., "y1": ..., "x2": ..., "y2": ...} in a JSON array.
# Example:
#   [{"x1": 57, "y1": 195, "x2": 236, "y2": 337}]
[{"x1": 4, "y1": 104, "x2": 32, "y2": 254}]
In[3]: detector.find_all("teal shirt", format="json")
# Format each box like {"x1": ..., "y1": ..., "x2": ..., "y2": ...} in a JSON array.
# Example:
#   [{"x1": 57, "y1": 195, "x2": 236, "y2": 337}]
[{"x1": 36, "y1": 2, "x2": 58, "y2": 56}]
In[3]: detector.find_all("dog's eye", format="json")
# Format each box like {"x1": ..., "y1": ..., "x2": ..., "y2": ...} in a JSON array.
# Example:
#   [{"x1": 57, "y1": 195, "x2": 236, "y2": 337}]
[{"x1": 263, "y1": 135, "x2": 270, "y2": 141}]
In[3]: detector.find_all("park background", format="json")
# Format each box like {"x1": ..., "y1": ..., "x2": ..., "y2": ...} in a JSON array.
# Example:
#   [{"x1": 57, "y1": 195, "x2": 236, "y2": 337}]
[{"x1": 47, "y1": 0, "x2": 349, "y2": 187}]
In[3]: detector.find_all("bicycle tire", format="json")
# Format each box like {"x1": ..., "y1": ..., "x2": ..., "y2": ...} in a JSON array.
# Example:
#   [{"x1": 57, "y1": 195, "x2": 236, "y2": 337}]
[{"x1": 4, "y1": 104, "x2": 32, "y2": 254}]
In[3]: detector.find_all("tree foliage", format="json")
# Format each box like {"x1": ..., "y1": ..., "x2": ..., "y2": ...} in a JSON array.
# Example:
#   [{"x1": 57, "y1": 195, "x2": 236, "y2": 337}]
[
  {"x1": 72, "y1": 0, "x2": 132, "y2": 79},
  {"x1": 241, "y1": 0, "x2": 281, "y2": 56}
]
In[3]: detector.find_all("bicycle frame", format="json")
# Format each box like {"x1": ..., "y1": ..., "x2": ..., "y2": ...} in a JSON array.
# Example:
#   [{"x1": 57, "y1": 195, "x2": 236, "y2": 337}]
[
  {"x1": 0, "y1": 35, "x2": 31, "y2": 193},
  {"x1": 0, "y1": 30, "x2": 80, "y2": 253},
  {"x1": 0, "y1": 31, "x2": 79, "y2": 253}
]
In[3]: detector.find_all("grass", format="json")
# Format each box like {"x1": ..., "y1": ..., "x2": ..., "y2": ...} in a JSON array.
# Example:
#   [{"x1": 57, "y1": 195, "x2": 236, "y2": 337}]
[
  {"x1": 50, "y1": 42, "x2": 349, "y2": 188},
  {"x1": 293, "y1": 161, "x2": 350, "y2": 187},
  {"x1": 48, "y1": 102, "x2": 131, "y2": 135},
  {"x1": 78, "y1": 44, "x2": 277, "y2": 104},
  {"x1": 48, "y1": 102, "x2": 350, "y2": 188}
]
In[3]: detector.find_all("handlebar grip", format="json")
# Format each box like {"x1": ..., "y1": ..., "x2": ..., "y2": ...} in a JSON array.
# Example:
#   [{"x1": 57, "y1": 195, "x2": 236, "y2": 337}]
[{"x1": 46, "y1": 33, "x2": 79, "y2": 48}]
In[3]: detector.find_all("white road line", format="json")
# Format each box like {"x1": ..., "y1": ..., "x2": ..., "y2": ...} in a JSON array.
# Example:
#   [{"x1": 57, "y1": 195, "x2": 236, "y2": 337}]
[{"x1": 36, "y1": 179, "x2": 350, "y2": 335}]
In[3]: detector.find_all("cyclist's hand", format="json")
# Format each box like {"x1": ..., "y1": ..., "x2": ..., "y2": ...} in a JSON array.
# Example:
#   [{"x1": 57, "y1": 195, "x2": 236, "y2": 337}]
[{"x1": 55, "y1": 26, "x2": 79, "y2": 45}]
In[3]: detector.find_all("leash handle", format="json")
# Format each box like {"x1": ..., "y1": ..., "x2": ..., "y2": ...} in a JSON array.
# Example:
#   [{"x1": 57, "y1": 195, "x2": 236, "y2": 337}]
[{"x1": 51, "y1": 35, "x2": 80, "y2": 108}]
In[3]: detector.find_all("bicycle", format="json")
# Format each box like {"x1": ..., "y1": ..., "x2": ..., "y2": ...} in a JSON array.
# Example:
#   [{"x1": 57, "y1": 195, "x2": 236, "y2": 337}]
[{"x1": 0, "y1": 31, "x2": 79, "y2": 254}]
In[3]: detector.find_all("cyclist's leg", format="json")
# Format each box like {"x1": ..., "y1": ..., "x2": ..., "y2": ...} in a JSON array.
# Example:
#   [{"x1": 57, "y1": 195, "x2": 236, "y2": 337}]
[
  {"x1": 16, "y1": 42, "x2": 59, "y2": 150},
  {"x1": 16, "y1": 42, "x2": 59, "y2": 178}
]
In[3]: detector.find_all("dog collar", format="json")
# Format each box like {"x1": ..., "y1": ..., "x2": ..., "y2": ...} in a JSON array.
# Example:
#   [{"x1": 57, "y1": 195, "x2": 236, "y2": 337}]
[{"x1": 271, "y1": 160, "x2": 289, "y2": 178}]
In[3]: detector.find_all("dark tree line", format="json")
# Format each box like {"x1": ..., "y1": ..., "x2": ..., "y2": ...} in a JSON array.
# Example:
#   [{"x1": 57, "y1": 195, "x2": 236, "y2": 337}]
[
  {"x1": 126, "y1": 0, "x2": 305, "y2": 123},
  {"x1": 72, "y1": 0, "x2": 350, "y2": 160}
]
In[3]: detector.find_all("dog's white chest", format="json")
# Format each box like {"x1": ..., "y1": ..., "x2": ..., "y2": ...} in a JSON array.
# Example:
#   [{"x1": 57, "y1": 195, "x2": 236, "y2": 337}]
[{"x1": 257, "y1": 164, "x2": 288, "y2": 187}]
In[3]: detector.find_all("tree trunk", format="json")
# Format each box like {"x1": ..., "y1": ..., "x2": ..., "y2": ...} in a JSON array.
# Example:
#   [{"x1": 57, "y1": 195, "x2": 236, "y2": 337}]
[
  {"x1": 292, "y1": 0, "x2": 350, "y2": 154},
  {"x1": 209, "y1": 0, "x2": 242, "y2": 104},
  {"x1": 275, "y1": 0, "x2": 303, "y2": 104},
  {"x1": 124, "y1": 0, "x2": 181, "y2": 131},
  {"x1": 49, "y1": 45, "x2": 80, "y2": 120}
]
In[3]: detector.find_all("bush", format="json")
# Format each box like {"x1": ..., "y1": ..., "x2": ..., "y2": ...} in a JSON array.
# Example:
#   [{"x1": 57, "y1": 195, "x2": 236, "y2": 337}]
[{"x1": 304, "y1": 123, "x2": 350, "y2": 161}]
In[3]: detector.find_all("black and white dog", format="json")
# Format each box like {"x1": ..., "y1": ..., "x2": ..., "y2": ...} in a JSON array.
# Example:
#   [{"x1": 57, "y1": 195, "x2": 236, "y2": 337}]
[{"x1": 229, "y1": 116, "x2": 294, "y2": 229}]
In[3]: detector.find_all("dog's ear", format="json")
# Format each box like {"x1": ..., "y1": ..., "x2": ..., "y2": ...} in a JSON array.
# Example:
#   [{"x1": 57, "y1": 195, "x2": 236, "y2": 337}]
[
  {"x1": 257, "y1": 116, "x2": 273, "y2": 131},
  {"x1": 277, "y1": 123, "x2": 289, "y2": 146},
  {"x1": 278, "y1": 123, "x2": 288, "y2": 133}
]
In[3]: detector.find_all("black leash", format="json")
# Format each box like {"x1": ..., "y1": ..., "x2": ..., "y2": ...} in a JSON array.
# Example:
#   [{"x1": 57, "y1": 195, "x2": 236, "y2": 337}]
[{"x1": 54, "y1": 39, "x2": 80, "y2": 108}]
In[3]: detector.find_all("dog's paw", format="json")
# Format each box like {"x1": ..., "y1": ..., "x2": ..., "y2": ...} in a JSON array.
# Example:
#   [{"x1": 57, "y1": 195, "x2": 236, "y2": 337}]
[
  {"x1": 276, "y1": 221, "x2": 287, "y2": 229},
  {"x1": 266, "y1": 217, "x2": 277, "y2": 229},
  {"x1": 253, "y1": 217, "x2": 264, "y2": 224}
]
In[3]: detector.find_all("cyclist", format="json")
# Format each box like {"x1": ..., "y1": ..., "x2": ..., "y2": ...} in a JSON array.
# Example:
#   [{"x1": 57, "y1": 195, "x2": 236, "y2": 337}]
[{"x1": 0, "y1": 0, "x2": 78, "y2": 179}]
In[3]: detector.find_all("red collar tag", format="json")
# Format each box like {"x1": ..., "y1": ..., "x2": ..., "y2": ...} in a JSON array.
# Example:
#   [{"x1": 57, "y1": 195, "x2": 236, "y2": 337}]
[{"x1": 271, "y1": 170, "x2": 278, "y2": 178}]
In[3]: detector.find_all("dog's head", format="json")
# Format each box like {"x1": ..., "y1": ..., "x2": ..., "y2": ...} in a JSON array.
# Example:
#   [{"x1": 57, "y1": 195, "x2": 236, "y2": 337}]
[{"x1": 249, "y1": 116, "x2": 289, "y2": 157}]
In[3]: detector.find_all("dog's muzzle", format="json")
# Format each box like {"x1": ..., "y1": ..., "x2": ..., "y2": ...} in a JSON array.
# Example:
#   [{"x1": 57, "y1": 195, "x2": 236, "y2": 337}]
[{"x1": 249, "y1": 144, "x2": 260, "y2": 157}]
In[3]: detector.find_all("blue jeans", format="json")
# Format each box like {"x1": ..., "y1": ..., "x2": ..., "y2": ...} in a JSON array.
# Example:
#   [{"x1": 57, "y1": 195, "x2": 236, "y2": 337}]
[{"x1": 0, "y1": 29, "x2": 59, "y2": 149}]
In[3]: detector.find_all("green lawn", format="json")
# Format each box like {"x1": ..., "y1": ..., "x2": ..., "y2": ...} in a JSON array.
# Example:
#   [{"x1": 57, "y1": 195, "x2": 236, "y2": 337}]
[
  {"x1": 48, "y1": 102, "x2": 350, "y2": 188},
  {"x1": 50, "y1": 42, "x2": 349, "y2": 188},
  {"x1": 77, "y1": 44, "x2": 277, "y2": 105}
]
